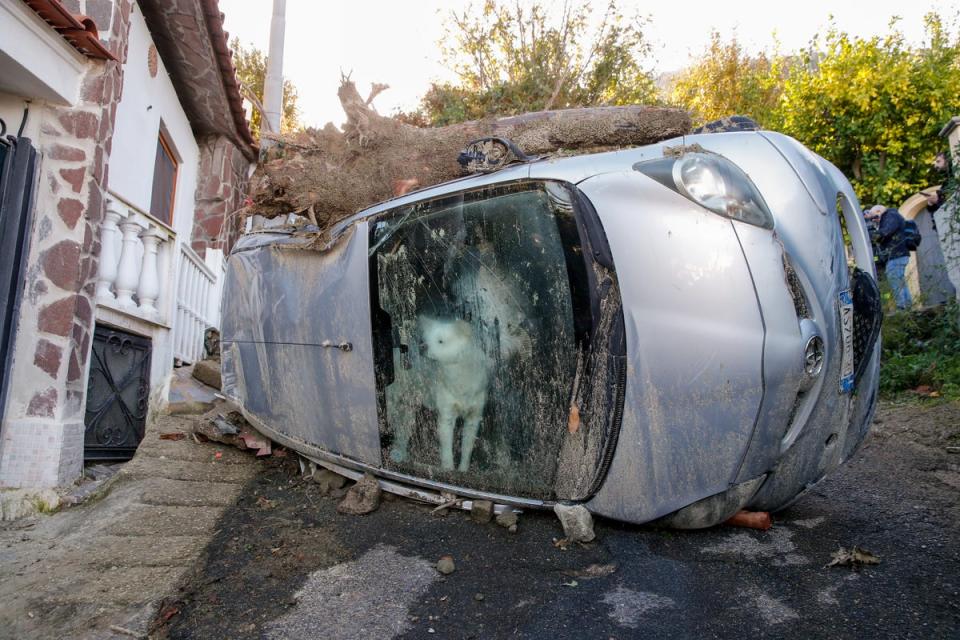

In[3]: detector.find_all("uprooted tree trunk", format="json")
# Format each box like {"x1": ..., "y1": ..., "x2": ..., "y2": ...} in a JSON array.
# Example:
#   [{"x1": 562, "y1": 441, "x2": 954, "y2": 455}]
[{"x1": 250, "y1": 78, "x2": 692, "y2": 230}]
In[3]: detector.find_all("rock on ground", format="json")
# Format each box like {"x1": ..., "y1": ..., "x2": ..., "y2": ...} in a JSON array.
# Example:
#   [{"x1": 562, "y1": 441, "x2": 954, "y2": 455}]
[
  {"x1": 192, "y1": 359, "x2": 222, "y2": 390},
  {"x1": 313, "y1": 468, "x2": 347, "y2": 495},
  {"x1": 436, "y1": 555, "x2": 456, "y2": 575},
  {"x1": 496, "y1": 509, "x2": 518, "y2": 529},
  {"x1": 553, "y1": 503, "x2": 596, "y2": 543},
  {"x1": 470, "y1": 500, "x2": 494, "y2": 524},
  {"x1": 337, "y1": 473, "x2": 381, "y2": 515}
]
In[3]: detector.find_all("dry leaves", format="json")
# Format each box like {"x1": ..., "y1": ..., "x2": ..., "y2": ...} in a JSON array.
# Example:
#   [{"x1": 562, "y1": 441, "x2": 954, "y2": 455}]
[{"x1": 827, "y1": 546, "x2": 880, "y2": 568}]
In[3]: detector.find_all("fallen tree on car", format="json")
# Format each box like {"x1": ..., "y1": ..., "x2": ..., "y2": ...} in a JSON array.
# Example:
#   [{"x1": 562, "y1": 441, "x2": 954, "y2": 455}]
[{"x1": 248, "y1": 77, "x2": 692, "y2": 230}]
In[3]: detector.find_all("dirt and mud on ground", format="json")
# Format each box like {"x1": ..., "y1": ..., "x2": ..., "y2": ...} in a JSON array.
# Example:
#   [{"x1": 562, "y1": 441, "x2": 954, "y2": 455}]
[{"x1": 154, "y1": 400, "x2": 960, "y2": 640}]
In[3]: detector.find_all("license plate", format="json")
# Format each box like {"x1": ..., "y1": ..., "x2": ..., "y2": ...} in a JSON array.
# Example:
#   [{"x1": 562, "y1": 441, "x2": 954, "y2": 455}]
[{"x1": 838, "y1": 289, "x2": 854, "y2": 394}]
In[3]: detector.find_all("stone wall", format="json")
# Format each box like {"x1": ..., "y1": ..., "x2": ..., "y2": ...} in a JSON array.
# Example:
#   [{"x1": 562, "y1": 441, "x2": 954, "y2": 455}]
[
  {"x1": 934, "y1": 119, "x2": 960, "y2": 304},
  {"x1": 191, "y1": 134, "x2": 250, "y2": 257},
  {"x1": 0, "y1": 0, "x2": 133, "y2": 488}
]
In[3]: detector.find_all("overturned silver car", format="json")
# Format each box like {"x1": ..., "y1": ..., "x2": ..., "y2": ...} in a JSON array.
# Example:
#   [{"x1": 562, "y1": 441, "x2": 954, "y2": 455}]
[{"x1": 221, "y1": 130, "x2": 882, "y2": 528}]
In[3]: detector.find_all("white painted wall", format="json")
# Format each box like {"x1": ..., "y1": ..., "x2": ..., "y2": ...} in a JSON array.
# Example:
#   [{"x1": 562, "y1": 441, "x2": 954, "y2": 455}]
[
  {"x1": 99, "y1": 2, "x2": 208, "y2": 414},
  {"x1": 0, "y1": 0, "x2": 85, "y2": 106},
  {"x1": 110, "y1": 2, "x2": 198, "y2": 240},
  {"x1": 0, "y1": 94, "x2": 43, "y2": 141}
]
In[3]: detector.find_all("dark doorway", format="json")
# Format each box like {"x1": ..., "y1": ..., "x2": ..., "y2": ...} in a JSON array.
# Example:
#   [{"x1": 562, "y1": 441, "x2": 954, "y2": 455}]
[
  {"x1": 0, "y1": 135, "x2": 39, "y2": 428},
  {"x1": 84, "y1": 325, "x2": 152, "y2": 461}
]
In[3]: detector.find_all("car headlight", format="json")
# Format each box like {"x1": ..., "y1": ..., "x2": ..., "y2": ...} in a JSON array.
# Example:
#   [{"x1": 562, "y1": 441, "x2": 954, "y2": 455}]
[{"x1": 633, "y1": 152, "x2": 774, "y2": 229}]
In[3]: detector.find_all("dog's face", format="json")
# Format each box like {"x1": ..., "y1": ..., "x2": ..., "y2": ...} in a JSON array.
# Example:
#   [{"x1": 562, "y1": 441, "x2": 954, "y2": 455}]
[{"x1": 419, "y1": 316, "x2": 474, "y2": 363}]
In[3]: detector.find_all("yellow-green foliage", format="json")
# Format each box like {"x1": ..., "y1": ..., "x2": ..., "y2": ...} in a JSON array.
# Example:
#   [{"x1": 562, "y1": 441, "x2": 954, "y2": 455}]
[
  {"x1": 776, "y1": 15, "x2": 960, "y2": 206},
  {"x1": 409, "y1": 0, "x2": 659, "y2": 126},
  {"x1": 669, "y1": 31, "x2": 789, "y2": 127},
  {"x1": 669, "y1": 14, "x2": 960, "y2": 207},
  {"x1": 230, "y1": 38, "x2": 300, "y2": 139}
]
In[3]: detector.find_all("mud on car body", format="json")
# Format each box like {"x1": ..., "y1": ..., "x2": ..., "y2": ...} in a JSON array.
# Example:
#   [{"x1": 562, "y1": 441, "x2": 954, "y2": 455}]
[{"x1": 220, "y1": 130, "x2": 882, "y2": 528}]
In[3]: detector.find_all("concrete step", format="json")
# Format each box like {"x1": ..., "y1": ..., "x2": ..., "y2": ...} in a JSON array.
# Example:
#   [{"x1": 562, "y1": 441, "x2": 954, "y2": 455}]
[
  {"x1": 135, "y1": 437, "x2": 255, "y2": 465},
  {"x1": 119, "y1": 458, "x2": 258, "y2": 485},
  {"x1": 42, "y1": 565, "x2": 188, "y2": 605},
  {"x1": 79, "y1": 534, "x2": 208, "y2": 568},
  {"x1": 107, "y1": 505, "x2": 224, "y2": 537},
  {"x1": 137, "y1": 477, "x2": 245, "y2": 508}
]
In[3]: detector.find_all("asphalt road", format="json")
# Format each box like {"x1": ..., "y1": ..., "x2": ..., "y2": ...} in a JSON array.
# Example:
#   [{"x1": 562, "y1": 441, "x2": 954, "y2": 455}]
[{"x1": 159, "y1": 401, "x2": 960, "y2": 639}]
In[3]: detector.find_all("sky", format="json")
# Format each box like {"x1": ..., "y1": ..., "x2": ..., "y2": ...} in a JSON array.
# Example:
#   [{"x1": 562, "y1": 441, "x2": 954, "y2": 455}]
[{"x1": 217, "y1": 0, "x2": 959, "y2": 129}]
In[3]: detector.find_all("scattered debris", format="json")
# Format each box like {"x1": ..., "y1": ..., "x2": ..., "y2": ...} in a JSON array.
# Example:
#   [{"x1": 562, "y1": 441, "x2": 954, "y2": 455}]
[
  {"x1": 256, "y1": 496, "x2": 276, "y2": 510},
  {"x1": 562, "y1": 580, "x2": 578, "y2": 587},
  {"x1": 946, "y1": 446, "x2": 960, "y2": 454},
  {"x1": 432, "y1": 498, "x2": 460, "y2": 514},
  {"x1": 474, "y1": 593, "x2": 485, "y2": 601},
  {"x1": 508, "y1": 524, "x2": 518, "y2": 534},
  {"x1": 495, "y1": 509, "x2": 518, "y2": 529},
  {"x1": 193, "y1": 412, "x2": 272, "y2": 456},
  {"x1": 725, "y1": 510, "x2": 773, "y2": 530},
  {"x1": 470, "y1": 500, "x2": 494, "y2": 524},
  {"x1": 108, "y1": 625, "x2": 146, "y2": 639},
  {"x1": 61, "y1": 464, "x2": 124, "y2": 506},
  {"x1": 337, "y1": 473, "x2": 382, "y2": 515},
  {"x1": 436, "y1": 555, "x2": 456, "y2": 575},
  {"x1": 827, "y1": 546, "x2": 881, "y2": 568},
  {"x1": 563, "y1": 563, "x2": 617, "y2": 579},
  {"x1": 158, "y1": 432, "x2": 186, "y2": 441},
  {"x1": 159, "y1": 605, "x2": 180, "y2": 622},
  {"x1": 312, "y1": 468, "x2": 348, "y2": 495},
  {"x1": 239, "y1": 427, "x2": 272, "y2": 456},
  {"x1": 553, "y1": 503, "x2": 596, "y2": 543}
]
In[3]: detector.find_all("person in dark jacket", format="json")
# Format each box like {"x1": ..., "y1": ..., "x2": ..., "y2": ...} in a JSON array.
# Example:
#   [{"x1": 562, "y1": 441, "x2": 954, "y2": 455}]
[
  {"x1": 926, "y1": 152, "x2": 954, "y2": 213},
  {"x1": 865, "y1": 204, "x2": 912, "y2": 310}
]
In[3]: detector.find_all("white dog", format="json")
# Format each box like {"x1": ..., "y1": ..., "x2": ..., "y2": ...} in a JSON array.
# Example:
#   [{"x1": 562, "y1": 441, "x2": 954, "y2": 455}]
[
  {"x1": 457, "y1": 266, "x2": 533, "y2": 361},
  {"x1": 418, "y1": 316, "x2": 489, "y2": 471}
]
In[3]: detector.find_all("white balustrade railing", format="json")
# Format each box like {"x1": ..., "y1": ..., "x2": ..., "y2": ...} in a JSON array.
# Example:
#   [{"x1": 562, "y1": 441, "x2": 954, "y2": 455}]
[
  {"x1": 97, "y1": 196, "x2": 176, "y2": 324},
  {"x1": 174, "y1": 244, "x2": 217, "y2": 364}
]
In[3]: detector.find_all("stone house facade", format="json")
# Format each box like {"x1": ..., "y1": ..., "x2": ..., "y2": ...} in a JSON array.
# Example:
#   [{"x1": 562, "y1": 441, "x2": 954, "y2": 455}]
[{"x1": 0, "y1": 0, "x2": 256, "y2": 488}]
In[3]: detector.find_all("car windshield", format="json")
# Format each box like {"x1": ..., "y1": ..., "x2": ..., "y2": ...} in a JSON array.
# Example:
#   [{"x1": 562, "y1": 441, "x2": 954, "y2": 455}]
[{"x1": 369, "y1": 181, "x2": 584, "y2": 498}]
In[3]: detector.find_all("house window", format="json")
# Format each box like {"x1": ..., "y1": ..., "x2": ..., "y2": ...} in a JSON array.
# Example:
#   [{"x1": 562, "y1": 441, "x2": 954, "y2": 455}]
[{"x1": 149, "y1": 131, "x2": 178, "y2": 224}]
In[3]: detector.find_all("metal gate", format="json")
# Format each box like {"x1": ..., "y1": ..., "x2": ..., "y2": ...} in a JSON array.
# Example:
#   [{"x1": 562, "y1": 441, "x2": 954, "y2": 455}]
[
  {"x1": 0, "y1": 134, "x2": 39, "y2": 427},
  {"x1": 83, "y1": 325, "x2": 152, "y2": 461}
]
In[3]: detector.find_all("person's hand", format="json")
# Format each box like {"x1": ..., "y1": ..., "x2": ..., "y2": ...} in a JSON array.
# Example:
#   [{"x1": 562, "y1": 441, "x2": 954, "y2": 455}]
[{"x1": 926, "y1": 193, "x2": 940, "y2": 207}]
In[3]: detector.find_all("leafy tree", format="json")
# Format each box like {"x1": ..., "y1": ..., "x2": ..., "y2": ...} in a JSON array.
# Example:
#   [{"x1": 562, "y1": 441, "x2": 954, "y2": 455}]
[
  {"x1": 668, "y1": 15, "x2": 960, "y2": 206},
  {"x1": 775, "y1": 14, "x2": 960, "y2": 205},
  {"x1": 407, "y1": 0, "x2": 659, "y2": 126},
  {"x1": 230, "y1": 38, "x2": 300, "y2": 139},
  {"x1": 668, "y1": 31, "x2": 789, "y2": 127}
]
